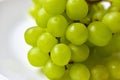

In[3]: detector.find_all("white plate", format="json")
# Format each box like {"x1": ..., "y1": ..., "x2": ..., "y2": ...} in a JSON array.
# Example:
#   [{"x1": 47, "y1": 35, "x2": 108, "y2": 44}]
[{"x1": 0, "y1": 0, "x2": 47, "y2": 80}]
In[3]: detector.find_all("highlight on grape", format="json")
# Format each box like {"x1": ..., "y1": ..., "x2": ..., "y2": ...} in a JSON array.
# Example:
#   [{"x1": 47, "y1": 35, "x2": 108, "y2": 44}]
[{"x1": 25, "y1": 0, "x2": 120, "y2": 80}]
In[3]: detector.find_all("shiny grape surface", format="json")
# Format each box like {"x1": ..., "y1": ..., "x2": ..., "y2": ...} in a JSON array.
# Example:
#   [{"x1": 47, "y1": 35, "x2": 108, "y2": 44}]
[{"x1": 24, "y1": 0, "x2": 120, "y2": 80}]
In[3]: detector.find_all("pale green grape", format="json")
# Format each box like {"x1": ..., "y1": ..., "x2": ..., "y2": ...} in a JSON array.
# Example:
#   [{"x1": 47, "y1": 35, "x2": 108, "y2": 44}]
[
  {"x1": 112, "y1": 0, "x2": 120, "y2": 7},
  {"x1": 88, "y1": 21, "x2": 112, "y2": 46},
  {"x1": 43, "y1": 0, "x2": 66, "y2": 15},
  {"x1": 66, "y1": 0, "x2": 88, "y2": 20},
  {"x1": 60, "y1": 36, "x2": 70, "y2": 45},
  {"x1": 69, "y1": 63, "x2": 90, "y2": 80},
  {"x1": 69, "y1": 44, "x2": 89, "y2": 62},
  {"x1": 28, "y1": 47, "x2": 49, "y2": 66},
  {"x1": 47, "y1": 15, "x2": 68, "y2": 37},
  {"x1": 37, "y1": 32, "x2": 58, "y2": 53},
  {"x1": 66, "y1": 23, "x2": 88, "y2": 45},
  {"x1": 102, "y1": 12, "x2": 120, "y2": 33},
  {"x1": 51, "y1": 43, "x2": 71, "y2": 66},
  {"x1": 92, "y1": 10, "x2": 105, "y2": 21},
  {"x1": 43, "y1": 60, "x2": 65, "y2": 79},
  {"x1": 32, "y1": 0, "x2": 45, "y2": 5},
  {"x1": 106, "y1": 59, "x2": 120, "y2": 79},
  {"x1": 24, "y1": 26, "x2": 44, "y2": 46},
  {"x1": 29, "y1": 5, "x2": 41, "y2": 19},
  {"x1": 107, "y1": 6, "x2": 120, "y2": 12},
  {"x1": 36, "y1": 8, "x2": 52, "y2": 28},
  {"x1": 91, "y1": 65, "x2": 109, "y2": 80}
]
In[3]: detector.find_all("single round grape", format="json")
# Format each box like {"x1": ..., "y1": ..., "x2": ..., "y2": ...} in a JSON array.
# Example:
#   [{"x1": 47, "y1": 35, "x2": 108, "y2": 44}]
[
  {"x1": 51, "y1": 43, "x2": 71, "y2": 66},
  {"x1": 66, "y1": 23, "x2": 88, "y2": 45},
  {"x1": 106, "y1": 59, "x2": 120, "y2": 79},
  {"x1": 24, "y1": 26, "x2": 44, "y2": 46},
  {"x1": 69, "y1": 44, "x2": 89, "y2": 62},
  {"x1": 66, "y1": 0, "x2": 88, "y2": 20},
  {"x1": 28, "y1": 47, "x2": 49, "y2": 67},
  {"x1": 43, "y1": 60, "x2": 65, "y2": 79},
  {"x1": 91, "y1": 65, "x2": 109, "y2": 80},
  {"x1": 29, "y1": 5, "x2": 41, "y2": 19},
  {"x1": 37, "y1": 32, "x2": 58, "y2": 53},
  {"x1": 47, "y1": 15, "x2": 68, "y2": 37},
  {"x1": 88, "y1": 21, "x2": 112, "y2": 46},
  {"x1": 36, "y1": 8, "x2": 52, "y2": 28},
  {"x1": 69, "y1": 63, "x2": 90, "y2": 80},
  {"x1": 43, "y1": 0, "x2": 66, "y2": 15},
  {"x1": 102, "y1": 11, "x2": 120, "y2": 33}
]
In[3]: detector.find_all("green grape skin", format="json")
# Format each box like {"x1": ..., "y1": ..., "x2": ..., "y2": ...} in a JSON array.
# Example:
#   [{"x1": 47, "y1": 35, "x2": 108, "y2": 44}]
[
  {"x1": 92, "y1": 10, "x2": 106, "y2": 21},
  {"x1": 24, "y1": 26, "x2": 45, "y2": 46},
  {"x1": 107, "y1": 6, "x2": 120, "y2": 12},
  {"x1": 47, "y1": 15, "x2": 68, "y2": 37},
  {"x1": 80, "y1": 17, "x2": 91, "y2": 25},
  {"x1": 43, "y1": 60, "x2": 65, "y2": 79},
  {"x1": 69, "y1": 44, "x2": 89, "y2": 62},
  {"x1": 66, "y1": 0, "x2": 88, "y2": 20},
  {"x1": 112, "y1": 0, "x2": 120, "y2": 7},
  {"x1": 102, "y1": 11, "x2": 120, "y2": 33},
  {"x1": 37, "y1": 32, "x2": 58, "y2": 53},
  {"x1": 60, "y1": 36, "x2": 70, "y2": 45},
  {"x1": 88, "y1": 21, "x2": 112, "y2": 46},
  {"x1": 36, "y1": 8, "x2": 52, "y2": 28},
  {"x1": 32, "y1": 0, "x2": 45, "y2": 5},
  {"x1": 43, "y1": 0, "x2": 66, "y2": 15},
  {"x1": 29, "y1": 5, "x2": 41, "y2": 19},
  {"x1": 66, "y1": 23, "x2": 88, "y2": 46},
  {"x1": 51, "y1": 43, "x2": 71, "y2": 66},
  {"x1": 88, "y1": 2, "x2": 104, "y2": 19},
  {"x1": 106, "y1": 59, "x2": 120, "y2": 79},
  {"x1": 28, "y1": 47, "x2": 49, "y2": 67},
  {"x1": 69, "y1": 63, "x2": 90, "y2": 80},
  {"x1": 91, "y1": 65, "x2": 109, "y2": 80}
]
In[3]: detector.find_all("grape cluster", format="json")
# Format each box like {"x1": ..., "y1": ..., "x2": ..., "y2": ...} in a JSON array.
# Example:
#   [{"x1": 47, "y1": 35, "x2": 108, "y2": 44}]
[{"x1": 25, "y1": 0, "x2": 120, "y2": 80}]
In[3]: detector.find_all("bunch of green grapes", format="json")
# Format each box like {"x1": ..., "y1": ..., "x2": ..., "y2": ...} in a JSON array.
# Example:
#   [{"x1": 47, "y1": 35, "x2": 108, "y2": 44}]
[{"x1": 24, "y1": 0, "x2": 120, "y2": 80}]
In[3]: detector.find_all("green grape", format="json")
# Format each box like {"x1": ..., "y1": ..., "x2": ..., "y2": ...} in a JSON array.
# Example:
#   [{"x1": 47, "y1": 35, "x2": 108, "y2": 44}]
[
  {"x1": 107, "y1": 6, "x2": 120, "y2": 12},
  {"x1": 66, "y1": 0, "x2": 88, "y2": 20},
  {"x1": 32, "y1": 0, "x2": 45, "y2": 5},
  {"x1": 69, "y1": 63, "x2": 90, "y2": 80},
  {"x1": 43, "y1": 0, "x2": 66, "y2": 15},
  {"x1": 37, "y1": 32, "x2": 58, "y2": 53},
  {"x1": 69, "y1": 44, "x2": 89, "y2": 62},
  {"x1": 102, "y1": 12, "x2": 120, "y2": 33},
  {"x1": 106, "y1": 59, "x2": 120, "y2": 79},
  {"x1": 62, "y1": 12, "x2": 73, "y2": 24},
  {"x1": 29, "y1": 5, "x2": 41, "y2": 19},
  {"x1": 51, "y1": 43, "x2": 71, "y2": 66},
  {"x1": 91, "y1": 65, "x2": 109, "y2": 80},
  {"x1": 88, "y1": 2, "x2": 104, "y2": 18},
  {"x1": 28, "y1": 47, "x2": 49, "y2": 67},
  {"x1": 24, "y1": 26, "x2": 45, "y2": 46},
  {"x1": 47, "y1": 15, "x2": 68, "y2": 37},
  {"x1": 80, "y1": 17, "x2": 91, "y2": 25},
  {"x1": 92, "y1": 10, "x2": 105, "y2": 21},
  {"x1": 66, "y1": 23, "x2": 88, "y2": 46},
  {"x1": 43, "y1": 60, "x2": 65, "y2": 79},
  {"x1": 36, "y1": 8, "x2": 52, "y2": 28},
  {"x1": 50, "y1": 70, "x2": 71, "y2": 80},
  {"x1": 88, "y1": 21, "x2": 112, "y2": 46},
  {"x1": 60, "y1": 36, "x2": 70, "y2": 45},
  {"x1": 112, "y1": 0, "x2": 120, "y2": 7}
]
